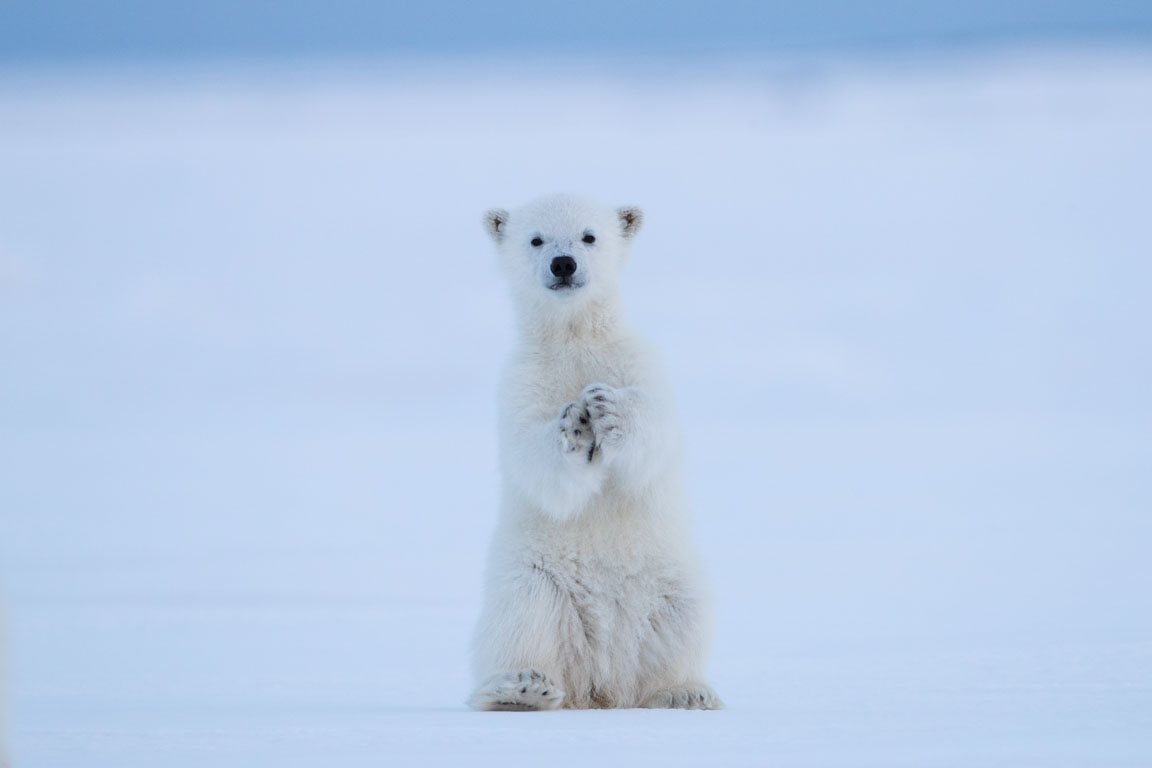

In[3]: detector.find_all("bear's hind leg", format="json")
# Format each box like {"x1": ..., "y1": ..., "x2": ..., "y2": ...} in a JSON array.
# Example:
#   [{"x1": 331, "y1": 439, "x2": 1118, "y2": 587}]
[{"x1": 470, "y1": 561, "x2": 581, "y2": 711}]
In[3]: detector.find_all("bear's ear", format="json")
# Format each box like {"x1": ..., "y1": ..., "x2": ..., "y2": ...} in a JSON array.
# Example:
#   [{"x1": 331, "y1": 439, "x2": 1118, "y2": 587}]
[
  {"x1": 483, "y1": 208, "x2": 510, "y2": 243},
  {"x1": 617, "y1": 206, "x2": 643, "y2": 239}
]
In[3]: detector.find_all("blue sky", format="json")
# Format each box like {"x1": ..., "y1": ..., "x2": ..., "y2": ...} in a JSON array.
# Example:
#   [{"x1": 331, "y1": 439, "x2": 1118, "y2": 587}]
[{"x1": 2, "y1": 0, "x2": 1151, "y2": 61}]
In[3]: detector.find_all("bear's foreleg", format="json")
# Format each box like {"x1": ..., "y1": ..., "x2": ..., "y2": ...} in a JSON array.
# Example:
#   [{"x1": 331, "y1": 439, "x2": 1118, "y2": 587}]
[
  {"x1": 580, "y1": 383, "x2": 670, "y2": 490},
  {"x1": 502, "y1": 402, "x2": 606, "y2": 521}
]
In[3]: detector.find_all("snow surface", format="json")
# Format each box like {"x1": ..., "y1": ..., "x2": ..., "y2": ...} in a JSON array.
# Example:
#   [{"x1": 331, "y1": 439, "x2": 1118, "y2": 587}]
[{"x1": 1, "y1": 50, "x2": 1150, "y2": 767}]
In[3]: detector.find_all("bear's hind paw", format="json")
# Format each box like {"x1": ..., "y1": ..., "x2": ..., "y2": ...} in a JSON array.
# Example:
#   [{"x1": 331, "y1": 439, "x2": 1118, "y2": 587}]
[
  {"x1": 640, "y1": 684, "x2": 724, "y2": 710},
  {"x1": 469, "y1": 668, "x2": 565, "y2": 712}
]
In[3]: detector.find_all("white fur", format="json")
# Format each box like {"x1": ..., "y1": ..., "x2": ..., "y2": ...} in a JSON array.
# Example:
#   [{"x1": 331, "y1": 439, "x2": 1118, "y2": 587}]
[{"x1": 468, "y1": 194, "x2": 721, "y2": 711}]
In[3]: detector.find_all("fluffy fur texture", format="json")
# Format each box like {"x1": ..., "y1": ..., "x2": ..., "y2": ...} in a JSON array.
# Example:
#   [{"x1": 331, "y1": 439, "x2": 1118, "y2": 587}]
[{"x1": 468, "y1": 194, "x2": 721, "y2": 711}]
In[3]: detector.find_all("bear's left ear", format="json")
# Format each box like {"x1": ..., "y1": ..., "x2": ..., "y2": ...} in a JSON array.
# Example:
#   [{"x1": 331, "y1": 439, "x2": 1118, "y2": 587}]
[
  {"x1": 617, "y1": 206, "x2": 643, "y2": 239},
  {"x1": 483, "y1": 208, "x2": 509, "y2": 243}
]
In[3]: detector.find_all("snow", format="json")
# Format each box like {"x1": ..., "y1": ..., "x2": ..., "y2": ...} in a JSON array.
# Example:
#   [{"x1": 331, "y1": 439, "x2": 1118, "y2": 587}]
[{"x1": 1, "y1": 49, "x2": 1150, "y2": 767}]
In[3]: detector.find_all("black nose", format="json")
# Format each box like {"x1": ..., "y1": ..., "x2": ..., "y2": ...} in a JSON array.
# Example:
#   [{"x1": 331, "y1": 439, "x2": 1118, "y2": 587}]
[{"x1": 550, "y1": 255, "x2": 577, "y2": 278}]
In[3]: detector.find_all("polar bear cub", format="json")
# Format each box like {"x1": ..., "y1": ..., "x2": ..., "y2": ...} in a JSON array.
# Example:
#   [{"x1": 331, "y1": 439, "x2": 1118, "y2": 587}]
[{"x1": 468, "y1": 194, "x2": 721, "y2": 711}]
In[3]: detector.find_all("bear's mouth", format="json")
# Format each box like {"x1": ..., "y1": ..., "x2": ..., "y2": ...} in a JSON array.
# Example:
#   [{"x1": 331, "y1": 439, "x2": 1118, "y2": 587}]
[{"x1": 548, "y1": 278, "x2": 583, "y2": 291}]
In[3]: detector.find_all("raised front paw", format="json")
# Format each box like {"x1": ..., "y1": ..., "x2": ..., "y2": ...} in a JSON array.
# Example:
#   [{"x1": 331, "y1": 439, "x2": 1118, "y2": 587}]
[
  {"x1": 558, "y1": 401, "x2": 595, "y2": 463},
  {"x1": 580, "y1": 383, "x2": 624, "y2": 447}
]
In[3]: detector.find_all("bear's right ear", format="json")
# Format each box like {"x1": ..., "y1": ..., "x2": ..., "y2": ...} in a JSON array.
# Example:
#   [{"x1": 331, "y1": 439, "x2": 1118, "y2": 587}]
[{"x1": 483, "y1": 208, "x2": 509, "y2": 243}]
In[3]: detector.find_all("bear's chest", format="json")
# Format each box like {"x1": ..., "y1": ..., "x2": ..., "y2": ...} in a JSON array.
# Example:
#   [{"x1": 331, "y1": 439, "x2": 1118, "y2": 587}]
[{"x1": 530, "y1": 349, "x2": 634, "y2": 405}]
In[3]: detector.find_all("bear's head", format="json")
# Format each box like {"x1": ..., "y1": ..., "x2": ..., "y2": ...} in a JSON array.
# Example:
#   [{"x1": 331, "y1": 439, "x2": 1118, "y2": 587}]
[{"x1": 483, "y1": 194, "x2": 643, "y2": 320}]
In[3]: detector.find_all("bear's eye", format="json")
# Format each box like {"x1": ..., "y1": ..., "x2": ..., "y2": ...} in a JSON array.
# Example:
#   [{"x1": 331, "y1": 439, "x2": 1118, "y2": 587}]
[
  {"x1": 582, "y1": 234, "x2": 596, "y2": 244},
  {"x1": 531, "y1": 237, "x2": 543, "y2": 247}
]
